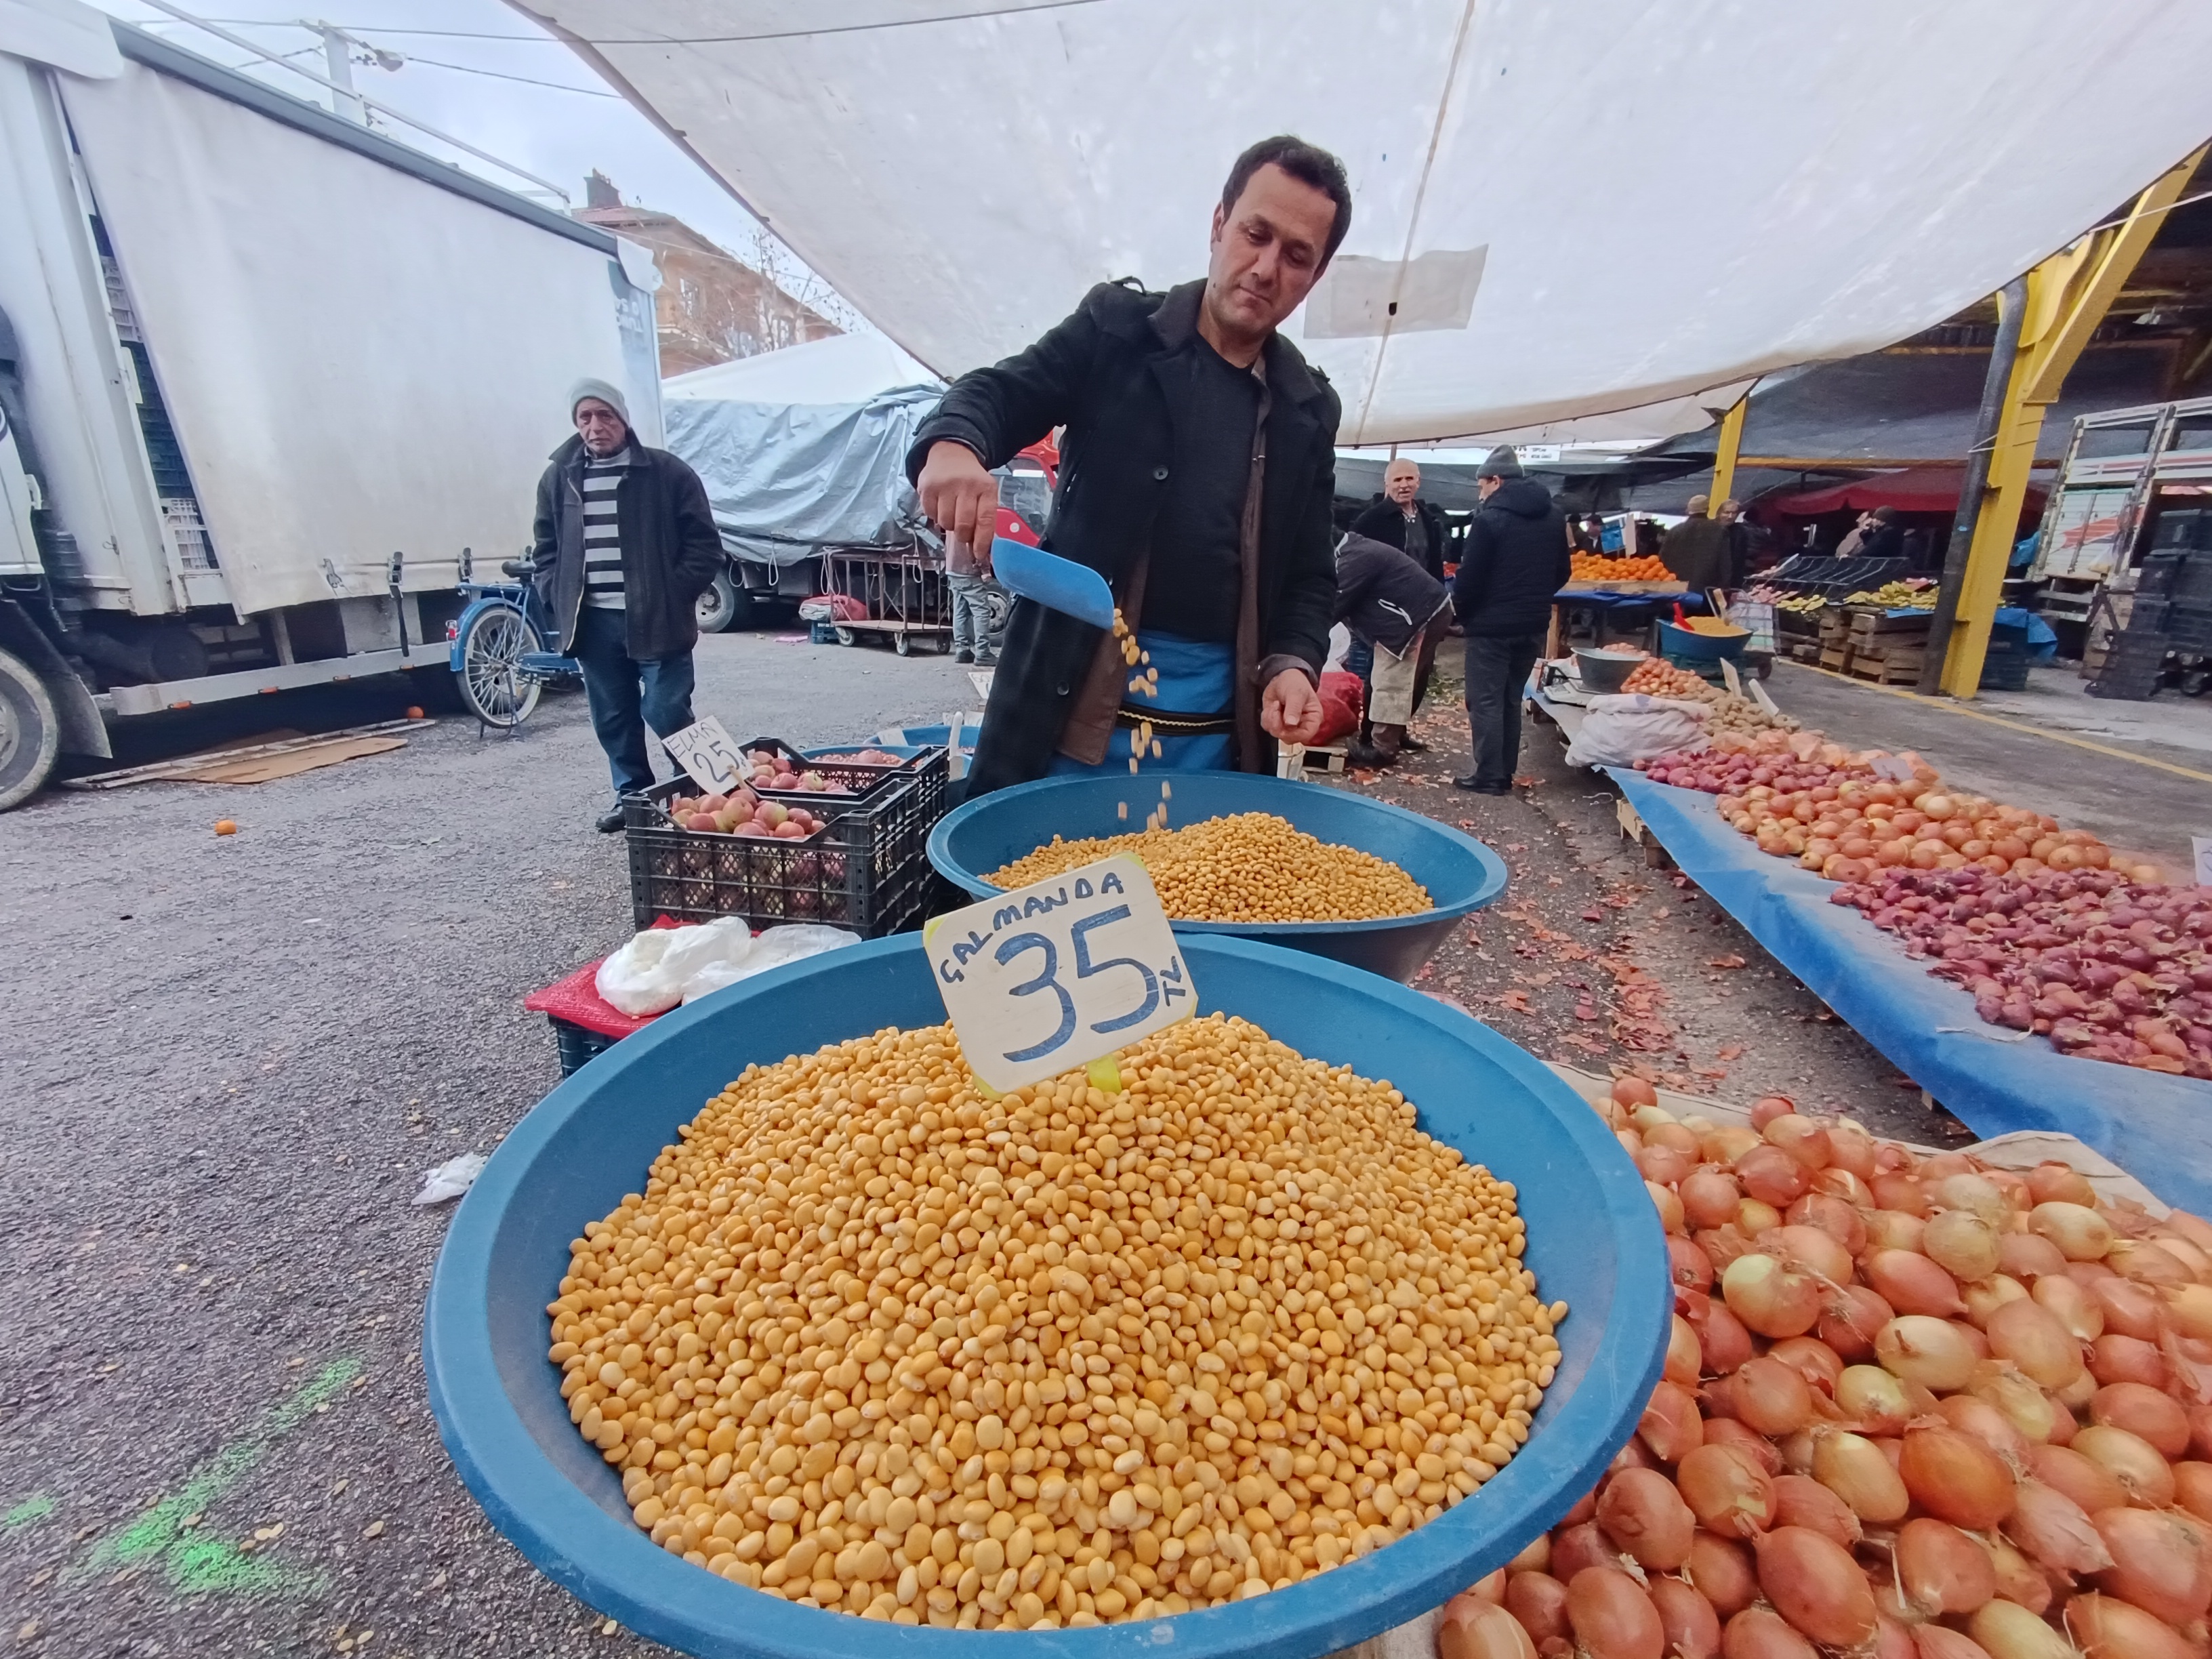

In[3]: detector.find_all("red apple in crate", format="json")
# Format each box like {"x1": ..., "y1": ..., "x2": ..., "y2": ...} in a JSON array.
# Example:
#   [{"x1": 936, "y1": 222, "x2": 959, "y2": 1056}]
[
  {"x1": 772, "y1": 820, "x2": 809, "y2": 839},
  {"x1": 684, "y1": 811, "x2": 718, "y2": 832}
]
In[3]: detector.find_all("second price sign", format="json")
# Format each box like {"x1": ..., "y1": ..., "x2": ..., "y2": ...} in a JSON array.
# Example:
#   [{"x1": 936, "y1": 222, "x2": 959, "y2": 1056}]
[{"x1": 922, "y1": 853, "x2": 1195, "y2": 1094}]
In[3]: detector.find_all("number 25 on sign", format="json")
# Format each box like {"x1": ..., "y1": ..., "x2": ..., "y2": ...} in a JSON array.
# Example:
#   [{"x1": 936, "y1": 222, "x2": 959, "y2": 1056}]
[{"x1": 923, "y1": 853, "x2": 1194, "y2": 1094}]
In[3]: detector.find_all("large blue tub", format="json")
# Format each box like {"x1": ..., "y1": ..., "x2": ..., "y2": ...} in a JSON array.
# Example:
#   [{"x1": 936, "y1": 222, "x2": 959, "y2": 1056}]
[
  {"x1": 927, "y1": 773, "x2": 1508, "y2": 983},
  {"x1": 424, "y1": 934, "x2": 1665, "y2": 1659}
]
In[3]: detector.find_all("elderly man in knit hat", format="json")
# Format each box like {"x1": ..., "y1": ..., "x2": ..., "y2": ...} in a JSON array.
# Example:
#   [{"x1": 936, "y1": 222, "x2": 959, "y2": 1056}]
[{"x1": 529, "y1": 379, "x2": 726, "y2": 832}]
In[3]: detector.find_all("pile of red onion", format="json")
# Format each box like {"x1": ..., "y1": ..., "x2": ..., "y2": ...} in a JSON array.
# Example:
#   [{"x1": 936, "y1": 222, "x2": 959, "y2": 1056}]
[
  {"x1": 1435, "y1": 1081, "x2": 2212, "y2": 1659},
  {"x1": 1829, "y1": 865, "x2": 2212, "y2": 1078},
  {"x1": 1637, "y1": 734, "x2": 1893, "y2": 805}
]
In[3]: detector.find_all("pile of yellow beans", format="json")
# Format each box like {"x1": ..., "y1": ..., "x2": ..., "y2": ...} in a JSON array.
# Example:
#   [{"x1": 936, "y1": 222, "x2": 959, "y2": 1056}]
[
  {"x1": 547, "y1": 1014, "x2": 1560, "y2": 1629},
  {"x1": 983, "y1": 813, "x2": 1431, "y2": 923}
]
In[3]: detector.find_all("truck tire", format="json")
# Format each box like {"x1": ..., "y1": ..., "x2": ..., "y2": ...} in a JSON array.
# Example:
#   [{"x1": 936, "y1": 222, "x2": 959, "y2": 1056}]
[
  {"x1": 695, "y1": 571, "x2": 754, "y2": 634},
  {"x1": 0, "y1": 647, "x2": 60, "y2": 811}
]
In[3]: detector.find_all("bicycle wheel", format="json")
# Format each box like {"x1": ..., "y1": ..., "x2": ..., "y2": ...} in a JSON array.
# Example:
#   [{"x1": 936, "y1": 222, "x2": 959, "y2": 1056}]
[{"x1": 455, "y1": 604, "x2": 541, "y2": 728}]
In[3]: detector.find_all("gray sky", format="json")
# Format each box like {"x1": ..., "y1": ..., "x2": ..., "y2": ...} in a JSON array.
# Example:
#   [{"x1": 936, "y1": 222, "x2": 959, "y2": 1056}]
[{"x1": 89, "y1": 0, "x2": 865, "y2": 329}]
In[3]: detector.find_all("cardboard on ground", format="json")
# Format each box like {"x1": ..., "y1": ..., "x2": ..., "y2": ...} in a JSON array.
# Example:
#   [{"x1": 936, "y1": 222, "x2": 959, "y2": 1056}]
[{"x1": 923, "y1": 853, "x2": 1195, "y2": 1093}]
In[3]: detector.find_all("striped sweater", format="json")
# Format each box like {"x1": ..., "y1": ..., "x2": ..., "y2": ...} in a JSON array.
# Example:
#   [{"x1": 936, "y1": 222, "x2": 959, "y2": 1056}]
[{"x1": 581, "y1": 447, "x2": 629, "y2": 609}]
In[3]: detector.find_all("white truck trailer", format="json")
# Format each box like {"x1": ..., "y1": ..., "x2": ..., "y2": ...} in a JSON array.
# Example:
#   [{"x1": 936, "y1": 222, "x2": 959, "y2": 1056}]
[{"x1": 0, "y1": 6, "x2": 662, "y2": 806}]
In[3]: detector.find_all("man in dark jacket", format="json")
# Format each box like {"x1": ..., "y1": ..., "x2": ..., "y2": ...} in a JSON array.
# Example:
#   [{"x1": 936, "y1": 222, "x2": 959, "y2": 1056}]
[
  {"x1": 1660, "y1": 494, "x2": 1730, "y2": 590},
  {"x1": 1349, "y1": 457, "x2": 1448, "y2": 583},
  {"x1": 530, "y1": 379, "x2": 724, "y2": 831},
  {"x1": 907, "y1": 136, "x2": 1351, "y2": 795},
  {"x1": 1334, "y1": 533, "x2": 1448, "y2": 766},
  {"x1": 1451, "y1": 446, "x2": 1570, "y2": 794}
]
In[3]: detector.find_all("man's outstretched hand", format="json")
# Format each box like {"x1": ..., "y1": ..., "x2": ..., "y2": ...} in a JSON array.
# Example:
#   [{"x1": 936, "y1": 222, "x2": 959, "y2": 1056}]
[
  {"x1": 916, "y1": 441, "x2": 1000, "y2": 569},
  {"x1": 1261, "y1": 669, "x2": 1324, "y2": 745}
]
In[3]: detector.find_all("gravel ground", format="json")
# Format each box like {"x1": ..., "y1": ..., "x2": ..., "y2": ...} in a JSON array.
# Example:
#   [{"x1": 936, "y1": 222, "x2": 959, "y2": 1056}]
[
  {"x1": 0, "y1": 634, "x2": 1946, "y2": 1659},
  {"x1": 1343, "y1": 678, "x2": 1963, "y2": 1145}
]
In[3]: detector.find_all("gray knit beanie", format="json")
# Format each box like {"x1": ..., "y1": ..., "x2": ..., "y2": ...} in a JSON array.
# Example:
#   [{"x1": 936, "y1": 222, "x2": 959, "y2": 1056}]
[
  {"x1": 569, "y1": 377, "x2": 630, "y2": 428},
  {"x1": 1477, "y1": 445, "x2": 1523, "y2": 479}
]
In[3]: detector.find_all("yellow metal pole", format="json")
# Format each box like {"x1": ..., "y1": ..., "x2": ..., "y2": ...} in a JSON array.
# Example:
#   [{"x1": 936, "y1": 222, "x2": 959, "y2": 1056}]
[
  {"x1": 1940, "y1": 336, "x2": 2049, "y2": 695},
  {"x1": 1940, "y1": 144, "x2": 2207, "y2": 696},
  {"x1": 1709, "y1": 396, "x2": 1747, "y2": 511}
]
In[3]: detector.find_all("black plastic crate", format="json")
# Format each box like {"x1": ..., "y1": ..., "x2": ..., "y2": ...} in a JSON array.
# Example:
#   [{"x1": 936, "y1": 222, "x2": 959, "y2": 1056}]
[
  {"x1": 1978, "y1": 636, "x2": 2031, "y2": 692},
  {"x1": 550, "y1": 1017, "x2": 619, "y2": 1077},
  {"x1": 2168, "y1": 601, "x2": 2212, "y2": 652},
  {"x1": 1765, "y1": 554, "x2": 1909, "y2": 600},
  {"x1": 623, "y1": 765, "x2": 946, "y2": 936}
]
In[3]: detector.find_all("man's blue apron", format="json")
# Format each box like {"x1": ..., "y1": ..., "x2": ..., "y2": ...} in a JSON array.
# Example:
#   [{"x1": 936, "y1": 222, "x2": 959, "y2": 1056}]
[{"x1": 1047, "y1": 630, "x2": 1235, "y2": 777}]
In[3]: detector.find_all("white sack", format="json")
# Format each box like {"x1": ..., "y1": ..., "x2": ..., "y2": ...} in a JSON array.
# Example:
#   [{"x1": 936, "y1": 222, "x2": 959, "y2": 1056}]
[{"x1": 1563, "y1": 695, "x2": 1709, "y2": 769}]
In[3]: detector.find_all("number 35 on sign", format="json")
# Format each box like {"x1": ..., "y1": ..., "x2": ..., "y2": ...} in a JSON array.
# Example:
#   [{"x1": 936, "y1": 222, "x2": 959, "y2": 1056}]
[{"x1": 923, "y1": 853, "x2": 1194, "y2": 1094}]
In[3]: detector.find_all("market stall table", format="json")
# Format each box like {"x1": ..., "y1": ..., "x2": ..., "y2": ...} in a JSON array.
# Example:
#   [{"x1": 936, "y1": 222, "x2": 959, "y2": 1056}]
[
  {"x1": 1607, "y1": 766, "x2": 2212, "y2": 1214},
  {"x1": 1547, "y1": 589, "x2": 1710, "y2": 653}
]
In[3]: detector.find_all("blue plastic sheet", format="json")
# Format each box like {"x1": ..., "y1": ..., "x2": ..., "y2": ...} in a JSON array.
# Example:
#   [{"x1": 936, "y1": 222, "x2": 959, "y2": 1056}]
[
  {"x1": 1611, "y1": 769, "x2": 2212, "y2": 1214},
  {"x1": 1557, "y1": 591, "x2": 1712, "y2": 611}
]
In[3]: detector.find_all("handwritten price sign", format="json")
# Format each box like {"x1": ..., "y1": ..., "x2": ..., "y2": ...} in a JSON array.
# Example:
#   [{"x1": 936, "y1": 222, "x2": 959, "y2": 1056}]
[
  {"x1": 924, "y1": 853, "x2": 1195, "y2": 1093},
  {"x1": 661, "y1": 715, "x2": 751, "y2": 795}
]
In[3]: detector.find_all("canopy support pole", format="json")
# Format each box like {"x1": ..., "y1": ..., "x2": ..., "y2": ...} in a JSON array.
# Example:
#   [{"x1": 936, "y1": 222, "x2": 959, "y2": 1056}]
[
  {"x1": 1939, "y1": 144, "x2": 2205, "y2": 697},
  {"x1": 1921, "y1": 276, "x2": 2028, "y2": 692},
  {"x1": 1709, "y1": 397, "x2": 1747, "y2": 510}
]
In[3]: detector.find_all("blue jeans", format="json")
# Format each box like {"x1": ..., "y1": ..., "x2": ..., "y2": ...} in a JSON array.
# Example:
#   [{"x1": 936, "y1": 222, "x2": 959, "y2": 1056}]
[
  {"x1": 571, "y1": 605, "x2": 696, "y2": 799},
  {"x1": 947, "y1": 572, "x2": 1000, "y2": 655}
]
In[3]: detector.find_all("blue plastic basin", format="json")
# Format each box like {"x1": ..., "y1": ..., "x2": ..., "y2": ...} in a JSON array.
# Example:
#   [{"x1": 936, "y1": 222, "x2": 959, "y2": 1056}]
[
  {"x1": 1655, "y1": 619, "x2": 1747, "y2": 663},
  {"x1": 425, "y1": 934, "x2": 1666, "y2": 1659},
  {"x1": 926, "y1": 773, "x2": 1507, "y2": 983}
]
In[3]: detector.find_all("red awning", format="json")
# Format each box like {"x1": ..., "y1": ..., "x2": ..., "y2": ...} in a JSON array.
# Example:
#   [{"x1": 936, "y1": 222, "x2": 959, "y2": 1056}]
[{"x1": 1769, "y1": 464, "x2": 2047, "y2": 516}]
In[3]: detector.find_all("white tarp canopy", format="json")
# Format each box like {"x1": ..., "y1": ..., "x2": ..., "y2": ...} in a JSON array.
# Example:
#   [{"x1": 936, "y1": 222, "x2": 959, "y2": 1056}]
[
  {"x1": 664, "y1": 331, "x2": 938, "y2": 405},
  {"x1": 519, "y1": 0, "x2": 2212, "y2": 446}
]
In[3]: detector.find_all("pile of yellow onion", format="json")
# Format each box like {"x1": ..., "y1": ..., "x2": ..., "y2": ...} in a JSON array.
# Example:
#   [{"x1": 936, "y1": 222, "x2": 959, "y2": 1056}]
[{"x1": 1434, "y1": 1080, "x2": 2212, "y2": 1659}]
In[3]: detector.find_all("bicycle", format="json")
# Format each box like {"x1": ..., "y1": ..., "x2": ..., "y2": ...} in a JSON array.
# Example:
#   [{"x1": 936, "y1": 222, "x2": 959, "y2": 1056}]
[{"x1": 445, "y1": 553, "x2": 578, "y2": 730}]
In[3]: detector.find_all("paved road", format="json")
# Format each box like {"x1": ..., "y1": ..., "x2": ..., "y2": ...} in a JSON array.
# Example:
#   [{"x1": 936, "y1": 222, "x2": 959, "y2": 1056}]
[{"x1": 0, "y1": 631, "x2": 972, "y2": 1659}]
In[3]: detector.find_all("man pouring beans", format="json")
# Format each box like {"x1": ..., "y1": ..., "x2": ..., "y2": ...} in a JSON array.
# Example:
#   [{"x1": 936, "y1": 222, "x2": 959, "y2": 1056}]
[{"x1": 909, "y1": 137, "x2": 1353, "y2": 796}]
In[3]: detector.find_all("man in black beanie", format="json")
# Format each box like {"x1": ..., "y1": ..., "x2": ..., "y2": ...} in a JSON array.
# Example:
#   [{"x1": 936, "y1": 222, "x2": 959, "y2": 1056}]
[{"x1": 1450, "y1": 445, "x2": 1569, "y2": 794}]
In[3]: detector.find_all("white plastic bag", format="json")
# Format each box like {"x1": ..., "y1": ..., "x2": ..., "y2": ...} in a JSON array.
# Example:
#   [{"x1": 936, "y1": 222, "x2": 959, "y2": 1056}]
[
  {"x1": 1563, "y1": 693, "x2": 1711, "y2": 769},
  {"x1": 681, "y1": 924, "x2": 861, "y2": 1001},
  {"x1": 413, "y1": 1151, "x2": 486, "y2": 1206},
  {"x1": 596, "y1": 918, "x2": 756, "y2": 1017}
]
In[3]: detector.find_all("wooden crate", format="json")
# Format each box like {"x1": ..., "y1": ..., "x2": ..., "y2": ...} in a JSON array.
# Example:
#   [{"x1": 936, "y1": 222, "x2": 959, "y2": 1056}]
[
  {"x1": 1818, "y1": 643, "x2": 1854, "y2": 672},
  {"x1": 1846, "y1": 607, "x2": 1932, "y2": 640},
  {"x1": 1617, "y1": 796, "x2": 1674, "y2": 870},
  {"x1": 1849, "y1": 647, "x2": 1926, "y2": 685}
]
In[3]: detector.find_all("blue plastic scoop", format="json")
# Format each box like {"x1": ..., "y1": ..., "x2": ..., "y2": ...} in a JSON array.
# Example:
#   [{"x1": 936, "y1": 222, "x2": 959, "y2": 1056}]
[{"x1": 988, "y1": 535, "x2": 1116, "y2": 631}]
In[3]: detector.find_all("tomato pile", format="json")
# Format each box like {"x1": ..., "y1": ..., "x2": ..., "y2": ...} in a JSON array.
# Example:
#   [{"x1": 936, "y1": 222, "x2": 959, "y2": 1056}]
[{"x1": 1433, "y1": 1079, "x2": 2212, "y2": 1659}]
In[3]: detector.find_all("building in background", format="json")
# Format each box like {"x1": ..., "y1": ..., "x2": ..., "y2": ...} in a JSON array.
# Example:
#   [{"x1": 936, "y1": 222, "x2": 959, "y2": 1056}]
[{"x1": 573, "y1": 172, "x2": 839, "y2": 375}]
